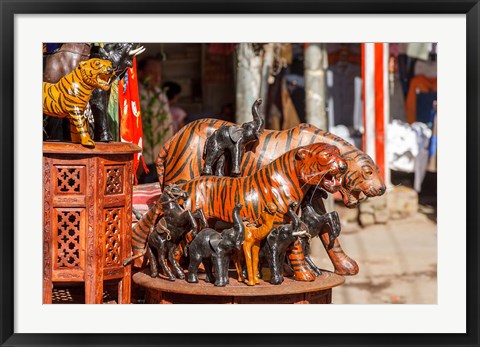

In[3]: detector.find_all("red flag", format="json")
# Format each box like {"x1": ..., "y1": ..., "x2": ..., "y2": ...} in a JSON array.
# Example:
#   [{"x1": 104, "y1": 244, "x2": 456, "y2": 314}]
[{"x1": 118, "y1": 58, "x2": 148, "y2": 184}]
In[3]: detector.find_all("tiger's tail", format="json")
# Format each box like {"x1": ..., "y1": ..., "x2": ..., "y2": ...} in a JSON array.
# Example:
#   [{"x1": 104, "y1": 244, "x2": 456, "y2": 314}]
[
  {"x1": 132, "y1": 207, "x2": 143, "y2": 221},
  {"x1": 123, "y1": 248, "x2": 147, "y2": 267}
]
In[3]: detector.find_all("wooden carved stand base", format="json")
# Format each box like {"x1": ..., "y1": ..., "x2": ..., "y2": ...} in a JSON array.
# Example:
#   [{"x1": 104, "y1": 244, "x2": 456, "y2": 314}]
[
  {"x1": 43, "y1": 142, "x2": 141, "y2": 304},
  {"x1": 133, "y1": 270, "x2": 345, "y2": 304}
]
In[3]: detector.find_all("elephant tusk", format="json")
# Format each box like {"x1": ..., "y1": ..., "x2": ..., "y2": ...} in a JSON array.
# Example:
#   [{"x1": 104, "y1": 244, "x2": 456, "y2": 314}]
[
  {"x1": 134, "y1": 46, "x2": 146, "y2": 56},
  {"x1": 129, "y1": 46, "x2": 146, "y2": 56},
  {"x1": 128, "y1": 47, "x2": 142, "y2": 55},
  {"x1": 292, "y1": 230, "x2": 306, "y2": 237}
]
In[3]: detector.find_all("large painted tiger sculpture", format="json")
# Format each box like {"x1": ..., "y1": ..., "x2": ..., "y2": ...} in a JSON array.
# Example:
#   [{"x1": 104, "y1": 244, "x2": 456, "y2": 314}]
[
  {"x1": 157, "y1": 119, "x2": 385, "y2": 208},
  {"x1": 156, "y1": 118, "x2": 386, "y2": 275},
  {"x1": 42, "y1": 58, "x2": 114, "y2": 148},
  {"x1": 178, "y1": 143, "x2": 347, "y2": 281}
]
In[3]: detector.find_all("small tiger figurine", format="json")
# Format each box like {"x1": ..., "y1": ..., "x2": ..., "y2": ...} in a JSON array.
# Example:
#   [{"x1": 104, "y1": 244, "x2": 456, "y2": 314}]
[{"x1": 42, "y1": 58, "x2": 114, "y2": 148}]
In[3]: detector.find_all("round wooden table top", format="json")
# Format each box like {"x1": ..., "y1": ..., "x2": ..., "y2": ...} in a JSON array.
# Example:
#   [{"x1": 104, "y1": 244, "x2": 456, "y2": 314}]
[
  {"x1": 43, "y1": 141, "x2": 142, "y2": 154},
  {"x1": 133, "y1": 269, "x2": 345, "y2": 297}
]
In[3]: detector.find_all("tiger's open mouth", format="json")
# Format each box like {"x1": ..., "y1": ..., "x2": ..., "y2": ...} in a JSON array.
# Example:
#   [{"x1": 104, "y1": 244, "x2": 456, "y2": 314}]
[
  {"x1": 96, "y1": 72, "x2": 114, "y2": 90},
  {"x1": 323, "y1": 173, "x2": 342, "y2": 191},
  {"x1": 342, "y1": 189, "x2": 368, "y2": 208}
]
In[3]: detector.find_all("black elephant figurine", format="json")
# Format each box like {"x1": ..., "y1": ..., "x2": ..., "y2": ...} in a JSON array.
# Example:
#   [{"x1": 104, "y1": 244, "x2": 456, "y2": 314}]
[
  {"x1": 187, "y1": 204, "x2": 244, "y2": 287},
  {"x1": 89, "y1": 43, "x2": 145, "y2": 142},
  {"x1": 202, "y1": 99, "x2": 264, "y2": 177},
  {"x1": 145, "y1": 184, "x2": 198, "y2": 281},
  {"x1": 259, "y1": 202, "x2": 305, "y2": 285},
  {"x1": 299, "y1": 187, "x2": 342, "y2": 276}
]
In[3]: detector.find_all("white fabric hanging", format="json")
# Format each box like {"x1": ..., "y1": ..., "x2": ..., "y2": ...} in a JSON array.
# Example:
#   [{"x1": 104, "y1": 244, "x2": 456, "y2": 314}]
[{"x1": 387, "y1": 120, "x2": 432, "y2": 192}]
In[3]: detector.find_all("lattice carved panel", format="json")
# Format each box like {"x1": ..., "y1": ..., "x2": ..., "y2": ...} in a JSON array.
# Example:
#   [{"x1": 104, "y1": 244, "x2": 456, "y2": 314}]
[
  {"x1": 55, "y1": 166, "x2": 85, "y2": 194},
  {"x1": 104, "y1": 166, "x2": 124, "y2": 195},
  {"x1": 55, "y1": 210, "x2": 82, "y2": 269},
  {"x1": 104, "y1": 208, "x2": 122, "y2": 266}
]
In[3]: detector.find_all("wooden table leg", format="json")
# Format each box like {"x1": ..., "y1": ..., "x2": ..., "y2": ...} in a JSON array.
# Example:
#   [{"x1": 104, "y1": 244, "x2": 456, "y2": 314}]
[
  {"x1": 43, "y1": 281, "x2": 53, "y2": 304},
  {"x1": 85, "y1": 275, "x2": 104, "y2": 304},
  {"x1": 118, "y1": 266, "x2": 131, "y2": 304}
]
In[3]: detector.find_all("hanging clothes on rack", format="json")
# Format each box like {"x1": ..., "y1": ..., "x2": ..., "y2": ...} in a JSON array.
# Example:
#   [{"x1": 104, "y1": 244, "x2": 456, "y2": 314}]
[
  {"x1": 326, "y1": 56, "x2": 361, "y2": 128},
  {"x1": 387, "y1": 120, "x2": 432, "y2": 192},
  {"x1": 405, "y1": 75, "x2": 437, "y2": 124}
]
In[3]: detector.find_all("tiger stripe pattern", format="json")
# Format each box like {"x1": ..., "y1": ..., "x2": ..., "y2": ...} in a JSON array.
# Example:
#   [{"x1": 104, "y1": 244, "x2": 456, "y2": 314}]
[
  {"x1": 156, "y1": 119, "x2": 385, "y2": 208},
  {"x1": 130, "y1": 201, "x2": 164, "y2": 267},
  {"x1": 156, "y1": 119, "x2": 386, "y2": 276},
  {"x1": 42, "y1": 58, "x2": 114, "y2": 148},
  {"x1": 178, "y1": 143, "x2": 347, "y2": 281}
]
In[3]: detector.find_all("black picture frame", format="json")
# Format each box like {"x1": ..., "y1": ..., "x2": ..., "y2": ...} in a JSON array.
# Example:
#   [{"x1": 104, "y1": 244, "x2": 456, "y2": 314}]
[{"x1": 1, "y1": 1, "x2": 479, "y2": 346}]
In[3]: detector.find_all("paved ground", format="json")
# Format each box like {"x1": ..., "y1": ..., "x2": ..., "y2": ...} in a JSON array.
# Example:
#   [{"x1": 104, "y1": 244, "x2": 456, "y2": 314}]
[{"x1": 310, "y1": 208, "x2": 437, "y2": 304}]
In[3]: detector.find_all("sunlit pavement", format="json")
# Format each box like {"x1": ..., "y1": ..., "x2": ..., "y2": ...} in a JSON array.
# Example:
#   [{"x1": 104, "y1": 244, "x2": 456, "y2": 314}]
[{"x1": 311, "y1": 211, "x2": 437, "y2": 304}]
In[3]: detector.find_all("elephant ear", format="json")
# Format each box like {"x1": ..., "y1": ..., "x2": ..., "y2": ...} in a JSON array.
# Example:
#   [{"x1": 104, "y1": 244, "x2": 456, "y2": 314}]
[
  {"x1": 228, "y1": 126, "x2": 243, "y2": 143},
  {"x1": 209, "y1": 238, "x2": 222, "y2": 253},
  {"x1": 266, "y1": 228, "x2": 279, "y2": 248}
]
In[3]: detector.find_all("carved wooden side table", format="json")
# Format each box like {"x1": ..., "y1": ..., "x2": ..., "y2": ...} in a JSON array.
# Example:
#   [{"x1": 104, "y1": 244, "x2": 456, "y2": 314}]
[{"x1": 43, "y1": 142, "x2": 141, "y2": 304}]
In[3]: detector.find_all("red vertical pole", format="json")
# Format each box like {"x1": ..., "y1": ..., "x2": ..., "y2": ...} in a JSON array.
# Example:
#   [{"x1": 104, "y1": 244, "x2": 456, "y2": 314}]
[{"x1": 374, "y1": 43, "x2": 385, "y2": 180}]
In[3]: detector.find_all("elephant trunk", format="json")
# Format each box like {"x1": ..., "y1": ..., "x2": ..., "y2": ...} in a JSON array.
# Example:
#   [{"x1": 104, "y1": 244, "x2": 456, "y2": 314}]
[
  {"x1": 287, "y1": 204, "x2": 301, "y2": 232},
  {"x1": 232, "y1": 204, "x2": 245, "y2": 248},
  {"x1": 252, "y1": 99, "x2": 265, "y2": 135}
]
